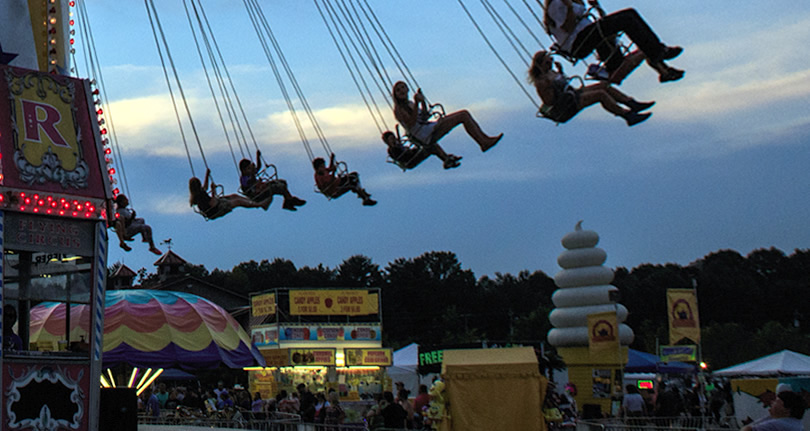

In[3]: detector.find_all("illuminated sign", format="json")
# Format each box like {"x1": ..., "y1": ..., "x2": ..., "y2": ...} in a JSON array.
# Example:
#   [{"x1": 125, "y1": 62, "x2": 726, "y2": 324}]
[
  {"x1": 637, "y1": 380, "x2": 654, "y2": 390},
  {"x1": 659, "y1": 345, "x2": 697, "y2": 362},
  {"x1": 251, "y1": 325, "x2": 279, "y2": 347},
  {"x1": 277, "y1": 324, "x2": 381, "y2": 342},
  {"x1": 345, "y1": 348, "x2": 392, "y2": 366},
  {"x1": 261, "y1": 349, "x2": 290, "y2": 367},
  {"x1": 0, "y1": 65, "x2": 111, "y2": 219},
  {"x1": 289, "y1": 290, "x2": 378, "y2": 316},
  {"x1": 289, "y1": 349, "x2": 335, "y2": 366}
]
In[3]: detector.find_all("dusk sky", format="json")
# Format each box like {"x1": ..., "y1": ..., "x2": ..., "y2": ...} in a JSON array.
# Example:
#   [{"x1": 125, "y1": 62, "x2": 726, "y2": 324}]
[{"x1": 79, "y1": 0, "x2": 810, "y2": 279}]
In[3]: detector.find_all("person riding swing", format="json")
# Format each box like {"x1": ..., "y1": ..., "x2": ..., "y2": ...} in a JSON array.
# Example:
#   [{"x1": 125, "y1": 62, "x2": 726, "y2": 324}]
[
  {"x1": 189, "y1": 168, "x2": 270, "y2": 220},
  {"x1": 239, "y1": 150, "x2": 306, "y2": 211},
  {"x1": 392, "y1": 81, "x2": 502, "y2": 159}
]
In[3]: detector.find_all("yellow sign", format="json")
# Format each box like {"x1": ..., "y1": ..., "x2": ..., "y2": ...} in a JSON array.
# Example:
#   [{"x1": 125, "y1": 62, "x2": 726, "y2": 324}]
[
  {"x1": 15, "y1": 76, "x2": 80, "y2": 171},
  {"x1": 289, "y1": 290, "x2": 377, "y2": 316},
  {"x1": 588, "y1": 311, "x2": 619, "y2": 356},
  {"x1": 667, "y1": 289, "x2": 700, "y2": 344},
  {"x1": 252, "y1": 293, "x2": 276, "y2": 317},
  {"x1": 261, "y1": 349, "x2": 290, "y2": 367},
  {"x1": 289, "y1": 348, "x2": 336, "y2": 366},
  {"x1": 345, "y1": 348, "x2": 393, "y2": 366}
]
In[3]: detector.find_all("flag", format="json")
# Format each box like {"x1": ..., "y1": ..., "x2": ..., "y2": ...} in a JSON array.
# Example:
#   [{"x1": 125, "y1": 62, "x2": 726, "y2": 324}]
[
  {"x1": 588, "y1": 311, "x2": 619, "y2": 356},
  {"x1": 667, "y1": 289, "x2": 700, "y2": 344},
  {"x1": 0, "y1": 0, "x2": 71, "y2": 72}
]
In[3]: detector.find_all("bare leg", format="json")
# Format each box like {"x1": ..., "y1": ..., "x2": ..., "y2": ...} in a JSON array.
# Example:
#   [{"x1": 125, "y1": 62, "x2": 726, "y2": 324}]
[
  {"x1": 581, "y1": 84, "x2": 628, "y2": 116},
  {"x1": 225, "y1": 194, "x2": 265, "y2": 209},
  {"x1": 609, "y1": 50, "x2": 645, "y2": 85},
  {"x1": 433, "y1": 110, "x2": 501, "y2": 151}
]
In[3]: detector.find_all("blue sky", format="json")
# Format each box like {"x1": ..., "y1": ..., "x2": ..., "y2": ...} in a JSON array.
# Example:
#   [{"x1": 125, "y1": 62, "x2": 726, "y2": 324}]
[{"x1": 80, "y1": 0, "x2": 810, "y2": 279}]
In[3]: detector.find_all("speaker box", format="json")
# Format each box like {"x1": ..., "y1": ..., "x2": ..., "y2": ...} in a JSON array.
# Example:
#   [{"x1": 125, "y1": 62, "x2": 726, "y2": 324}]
[{"x1": 99, "y1": 388, "x2": 138, "y2": 431}]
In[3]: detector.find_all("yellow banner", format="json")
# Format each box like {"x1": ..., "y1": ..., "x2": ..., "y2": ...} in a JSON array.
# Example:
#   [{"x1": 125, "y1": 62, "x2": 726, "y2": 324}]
[
  {"x1": 667, "y1": 289, "x2": 701, "y2": 344},
  {"x1": 261, "y1": 349, "x2": 290, "y2": 367},
  {"x1": 289, "y1": 290, "x2": 377, "y2": 315},
  {"x1": 252, "y1": 293, "x2": 276, "y2": 317},
  {"x1": 588, "y1": 311, "x2": 620, "y2": 357},
  {"x1": 345, "y1": 348, "x2": 393, "y2": 366},
  {"x1": 289, "y1": 349, "x2": 335, "y2": 366}
]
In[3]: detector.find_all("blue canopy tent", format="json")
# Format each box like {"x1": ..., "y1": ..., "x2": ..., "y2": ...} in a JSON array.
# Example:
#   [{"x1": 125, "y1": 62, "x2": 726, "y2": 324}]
[{"x1": 625, "y1": 349, "x2": 695, "y2": 374}]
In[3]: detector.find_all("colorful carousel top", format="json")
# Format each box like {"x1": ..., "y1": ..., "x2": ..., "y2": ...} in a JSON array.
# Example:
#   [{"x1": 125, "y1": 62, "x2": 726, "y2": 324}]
[{"x1": 30, "y1": 290, "x2": 265, "y2": 370}]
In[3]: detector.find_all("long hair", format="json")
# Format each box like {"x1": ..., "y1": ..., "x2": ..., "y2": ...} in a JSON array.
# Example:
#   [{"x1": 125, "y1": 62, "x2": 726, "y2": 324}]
[
  {"x1": 392, "y1": 81, "x2": 412, "y2": 111},
  {"x1": 189, "y1": 177, "x2": 202, "y2": 206},
  {"x1": 528, "y1": 51, "x2": 548, "y2": 87}
]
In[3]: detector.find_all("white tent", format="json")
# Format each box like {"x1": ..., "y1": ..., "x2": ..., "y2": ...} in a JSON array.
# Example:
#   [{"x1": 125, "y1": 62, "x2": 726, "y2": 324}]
[
  {"x1": 713, "y1": 350, "x2": 810, "y2": 377},
  {"x1": 387, "y1": 343, "x2": 438, "y2": 397}
]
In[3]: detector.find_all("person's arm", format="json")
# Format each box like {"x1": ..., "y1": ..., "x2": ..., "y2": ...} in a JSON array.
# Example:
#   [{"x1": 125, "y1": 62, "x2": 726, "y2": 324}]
[
  {"x1": 414, "y1": 88, "x2": 428, "y2": 116},
  {"x1": 328, "y1": 153, "x2": 337, "y2": 173},
  {"x1": 203, "y1": 168, "x2": 211, "y2": 191},
  {"x1": 255, "y1": 150, "x2": 262, "y2": 170}
]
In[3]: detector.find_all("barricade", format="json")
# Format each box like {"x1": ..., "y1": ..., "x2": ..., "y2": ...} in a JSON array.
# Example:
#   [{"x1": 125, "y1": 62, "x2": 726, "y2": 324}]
[{"x1": 576, "y1": 416, "x2": 740, "y2": 431}]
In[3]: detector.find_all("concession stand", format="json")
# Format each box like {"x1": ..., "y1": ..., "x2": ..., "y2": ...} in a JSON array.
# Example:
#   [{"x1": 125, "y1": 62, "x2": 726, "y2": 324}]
[{"x1": 247, "y1": 288, "x2": 392, "y2": 403}]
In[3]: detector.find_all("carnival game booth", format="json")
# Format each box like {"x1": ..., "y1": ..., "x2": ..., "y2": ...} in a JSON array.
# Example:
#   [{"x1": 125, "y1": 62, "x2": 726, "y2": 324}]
[
  {"x1": 713, "y1": 350, "x2": 810, "y2": 429},
  {"x1": 0, "y1": 1, "x2": 115, "y2": 427},
  {"x1": 441, "y1": 347, "x2": 547, "y2": 431},
  {"x1": 248, "y1": 288, "x2": 391, "y2": 419}
]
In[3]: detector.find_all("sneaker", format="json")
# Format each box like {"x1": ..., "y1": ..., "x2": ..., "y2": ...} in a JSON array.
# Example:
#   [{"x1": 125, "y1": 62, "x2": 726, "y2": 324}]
[
  {"x1": 443, "y1": 157, "x2": 461, "y2": 169},
  {"x1": 626, "y1": 100, "x2": 655, "y2": 113},
  {"x1": 149, "y1": 247, "x2": 163, "y2": 256},
  {"x1": 587, "y1": 64, "x2": 610, "y2": 81},
  {"x1": 661, "y1": 46, "x2": 683, "y2": 60},
  {"x1": 659, "y1": 68, "x2": 684, "y2": 83},
  {"x1": 120, "y1": 242, "x2": 132, "y2": 252},
  {"x1": 362, "y1": 198, "x2": 377, "y2": 207},
  {"x1": 292, "y1": 197, "x2": 307, "y2": 207},
  {"x1": 282, "y1": 200, "x2": 298, "y2": 211},
  {"x1": 624, "y1": 111, "x2": 652, "y2": 127}
]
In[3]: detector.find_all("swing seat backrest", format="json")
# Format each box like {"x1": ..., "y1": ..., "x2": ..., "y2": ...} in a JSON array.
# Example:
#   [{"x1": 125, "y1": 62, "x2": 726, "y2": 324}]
[
  {"x1": 314, "y1": 160, "x2": 349, "y2": 199},
  {"x1": 389, "y1": 125, "x2": 429, "y2": 171},
  {"x1": 239, "y1": 163, "x2": 279, "y2": 199},
  {"x1": 536, "y1": 75, "x2": 584, "y2": 125}
]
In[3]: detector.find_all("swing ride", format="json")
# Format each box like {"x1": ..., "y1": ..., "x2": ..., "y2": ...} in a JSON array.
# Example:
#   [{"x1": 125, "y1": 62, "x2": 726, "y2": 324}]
[{"x1": 0, "y1": 1, "x2": 110, "y2": 430}]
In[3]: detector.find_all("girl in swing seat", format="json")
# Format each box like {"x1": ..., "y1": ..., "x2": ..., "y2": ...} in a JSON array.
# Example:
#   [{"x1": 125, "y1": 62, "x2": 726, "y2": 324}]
[
  {"x1": 392, "y1": 81, "x2": 502, "y2": 154},
  {"x1": 189, "y1": 168, "x2": 270, "y2": 220},
  {"x1": 529, "y1": 50, "x2": 654, "y2": 126}
]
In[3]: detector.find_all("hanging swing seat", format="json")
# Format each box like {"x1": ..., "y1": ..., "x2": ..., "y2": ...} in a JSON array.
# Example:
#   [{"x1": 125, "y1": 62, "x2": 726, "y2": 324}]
[
  {"x1": 537, "y1": 75, "x2": 584, "y2": 125},
  {"x1": 387, "y1": 126, "x2": 431, "y2": 171},
  {"x1": 547, "y1": 5, "x2": 634, "y2": 82},
  {"x1": 239, "y1": 162, "x2": 279, "y2": 202},
  {"x1": 193, "y1": 183, "x2": 226, "y2": 221},
  {"x1": 315, "y1": 159, "x2": 352, "y2": 200}
]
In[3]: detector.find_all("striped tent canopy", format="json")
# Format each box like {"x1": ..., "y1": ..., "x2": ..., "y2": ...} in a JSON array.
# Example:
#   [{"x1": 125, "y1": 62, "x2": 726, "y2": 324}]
[{"x1": 30, "y1": 290, "x2": 265, "y2": 370}]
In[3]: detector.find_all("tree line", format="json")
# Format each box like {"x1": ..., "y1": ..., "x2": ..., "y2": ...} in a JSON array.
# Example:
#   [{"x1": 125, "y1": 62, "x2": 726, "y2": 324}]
[{"x1": 129, "y1": 247, "x2": 810, "y2": 370}]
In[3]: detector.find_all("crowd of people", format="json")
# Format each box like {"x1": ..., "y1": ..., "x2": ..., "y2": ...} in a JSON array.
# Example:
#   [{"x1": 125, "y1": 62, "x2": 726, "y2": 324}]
[{"x1": 542, "y1": 378, "x2": 808, "y2": 431}]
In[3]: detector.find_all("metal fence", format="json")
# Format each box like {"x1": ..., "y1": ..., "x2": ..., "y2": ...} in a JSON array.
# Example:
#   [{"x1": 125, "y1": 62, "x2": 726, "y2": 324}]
[
  {"x1": 576, "y1": 416, "x2": 740, "y2": 431},
  {"x1": 138, "y1": 412, "x2": 371, "y2": 431}
]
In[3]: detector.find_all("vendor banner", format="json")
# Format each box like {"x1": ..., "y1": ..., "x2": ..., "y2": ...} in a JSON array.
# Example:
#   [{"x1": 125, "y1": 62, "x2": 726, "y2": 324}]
[
  {"x1": 289, "y1": 348, "x2": 335, "y2": 366},
  {"x1": 667, "y1": 289, "x2": 701, "y2": 344},
  {"x1": 261, "y1": 349, "x2": 290, "y2": 367},
  {"x1": 251, "y1": 325, "x2": 279, "y2": 347},
  {"x1": 289, "y1": 290, "x2": 378, "y2": 315},
  {"x1": 278, "y1": 324, "x2": 381, "y2": 342},
  {"x1": 251, "y1": 293, "x2": 276, "y2": 317},
  {"x1": 345, "y1": 348, "x2": 393, "y2": 366},
  {"x1": 660, "y1": 345, "x2": 697, "y2": 362},
  {"x1": 588, "y1": 311, "x2": 619, "y2": 357}
]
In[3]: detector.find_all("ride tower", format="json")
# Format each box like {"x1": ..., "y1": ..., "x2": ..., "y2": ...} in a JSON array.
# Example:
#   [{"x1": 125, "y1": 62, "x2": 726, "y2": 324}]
[{"x1": 0, "y1": 1, "x2": 112, "y2": 430}]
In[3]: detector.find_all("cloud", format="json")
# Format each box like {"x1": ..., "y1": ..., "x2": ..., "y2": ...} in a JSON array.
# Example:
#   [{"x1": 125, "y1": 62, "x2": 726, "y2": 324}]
[{"x1": 143, "y1": 193, "x2": 192, "y2": 216}]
